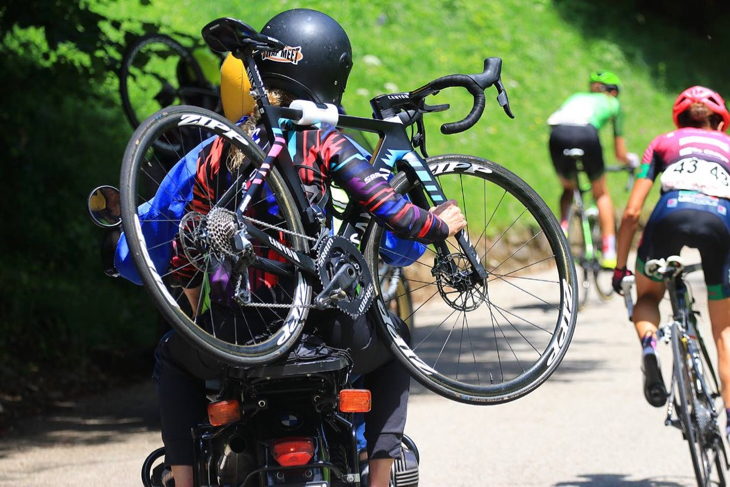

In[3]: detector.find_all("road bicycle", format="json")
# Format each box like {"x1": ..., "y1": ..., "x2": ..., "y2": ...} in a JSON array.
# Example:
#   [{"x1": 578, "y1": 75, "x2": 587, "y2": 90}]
[
  {"x1": 622, "y1": 256, "x2": 728, "y2": 486},
  {"x1": 119, "y1": 31, "x2": 223, "y2": 153},
  {"x1": 119, "y1": 17, "x2": 578, "y2": 405},
  {"x1": 563, "y1": 148, "x2": 634, "y2": 308}
]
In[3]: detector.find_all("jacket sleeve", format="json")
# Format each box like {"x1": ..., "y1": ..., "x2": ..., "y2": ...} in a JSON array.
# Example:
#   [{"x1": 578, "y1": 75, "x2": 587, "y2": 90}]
[{"x1": 320, "y1": 129, "x2": 449, "y2": 243}]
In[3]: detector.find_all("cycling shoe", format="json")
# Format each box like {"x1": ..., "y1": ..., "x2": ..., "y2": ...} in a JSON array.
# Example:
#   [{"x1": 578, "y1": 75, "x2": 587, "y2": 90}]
[{"x1": 642, "y1": 348, "x2": 667, "y2": 407}]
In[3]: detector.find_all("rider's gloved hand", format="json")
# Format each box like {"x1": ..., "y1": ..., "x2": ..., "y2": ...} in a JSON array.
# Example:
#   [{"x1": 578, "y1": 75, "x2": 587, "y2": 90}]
[
  {"x1": 612, "y1": 267, "x2": 633, "y2": 295},
  {"x1": 626, "y1": 153, "x2": 640, "y2": 170}
]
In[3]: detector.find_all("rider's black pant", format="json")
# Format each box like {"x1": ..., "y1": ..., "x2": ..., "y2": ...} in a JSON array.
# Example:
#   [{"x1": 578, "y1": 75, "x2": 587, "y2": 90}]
[{"x1": 154, "y1": 306, "x2": 411, "y2": 466}]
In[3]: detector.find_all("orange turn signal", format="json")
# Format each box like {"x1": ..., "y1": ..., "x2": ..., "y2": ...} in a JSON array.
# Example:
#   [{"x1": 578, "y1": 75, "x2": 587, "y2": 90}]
[
  {"x1": 207, "y1": 399, "x2": 241, "y2": 426},
  {"x1": 339, "y1": 389, "x2": 372, "y2": 413}
]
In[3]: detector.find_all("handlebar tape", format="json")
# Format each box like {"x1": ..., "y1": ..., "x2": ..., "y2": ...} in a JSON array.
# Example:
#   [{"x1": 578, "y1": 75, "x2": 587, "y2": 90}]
[{"x1": 429, "y1": 75, "x2": 486, "y2": 134}]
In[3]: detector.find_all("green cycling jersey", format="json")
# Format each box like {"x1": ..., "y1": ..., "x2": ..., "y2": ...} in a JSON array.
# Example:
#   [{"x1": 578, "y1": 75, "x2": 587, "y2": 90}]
[{"x1": 547, "y1": 92, "x2": 624, "y2": 137}]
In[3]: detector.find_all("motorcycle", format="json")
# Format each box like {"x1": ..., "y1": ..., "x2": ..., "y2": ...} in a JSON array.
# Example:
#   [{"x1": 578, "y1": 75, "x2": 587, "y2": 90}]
[{"x1": 87, "y1": 186, "x2": 419, "y2": 487}]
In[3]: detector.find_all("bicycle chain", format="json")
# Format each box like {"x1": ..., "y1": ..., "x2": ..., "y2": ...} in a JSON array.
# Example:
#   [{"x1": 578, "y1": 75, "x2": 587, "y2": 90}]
[{"x1": 239, "y1": 214, "x2": 318, "y2": 242}]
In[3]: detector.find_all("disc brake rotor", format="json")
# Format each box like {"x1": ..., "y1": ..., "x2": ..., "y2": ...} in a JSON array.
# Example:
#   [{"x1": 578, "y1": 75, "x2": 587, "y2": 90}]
[{"x1": 433, "y1": 253, "x2": 487, "y2": 312}]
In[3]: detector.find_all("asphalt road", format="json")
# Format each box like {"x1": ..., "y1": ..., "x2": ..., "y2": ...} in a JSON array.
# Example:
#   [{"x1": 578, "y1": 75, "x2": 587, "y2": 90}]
[{"x1": 0, "y1": 250, "x2": 718, "y2": 486}]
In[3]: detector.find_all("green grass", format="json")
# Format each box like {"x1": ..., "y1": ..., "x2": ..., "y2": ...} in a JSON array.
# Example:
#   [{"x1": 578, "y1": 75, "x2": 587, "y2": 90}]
[
  {"x1": 97, "y1": 0, "x2": 729, "y2": 223},
  {"x1": 2, "y1": 0, "x2": 728, "y2": 376}
]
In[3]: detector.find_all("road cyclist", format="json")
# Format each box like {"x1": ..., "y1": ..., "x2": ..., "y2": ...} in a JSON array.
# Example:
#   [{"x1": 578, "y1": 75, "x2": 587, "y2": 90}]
[
  {"x1": 547, "y1": 70, "x2": 639, "y2": 268},
  {"x1": 612, "y1": 85, "x2": 730, "y2": 442}
]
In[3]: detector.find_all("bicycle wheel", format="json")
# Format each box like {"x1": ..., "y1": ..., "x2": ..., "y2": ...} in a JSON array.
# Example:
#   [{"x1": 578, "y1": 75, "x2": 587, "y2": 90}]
[
  {"x1": 379, "y1": 262, "x2": 414, "y2": 330},
  {"x1": 566, "y1": 203, "x2": 590, "y2": 309},
  {"x1": 119, "y1": 34, "x2": 219, "y2": 157},
  {"x1": 364, "y1": 155, "x2": 578, "y2": 404},
  {"x1": 671, "y1": 322, "x2": 728, "y2": 486},
  {"x1": 120, "y1": 105, "x2": 312, "y2": 366},
  {"x1": 590, "y1": 217, "x2": 614, "y2": 300}
]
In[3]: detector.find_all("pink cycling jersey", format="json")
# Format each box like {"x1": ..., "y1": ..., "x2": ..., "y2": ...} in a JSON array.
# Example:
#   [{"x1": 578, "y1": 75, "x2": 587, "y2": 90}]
[{"x1": 639, "y1": 127, "x2": 730, "y2": 198}]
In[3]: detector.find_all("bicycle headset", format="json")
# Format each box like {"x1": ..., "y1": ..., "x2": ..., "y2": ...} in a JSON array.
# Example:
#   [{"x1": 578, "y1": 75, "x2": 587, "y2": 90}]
[
  {"x1": 255, "y1": 9, "x2": 353, "y2": 106},
  {"x1": 589, "y1": 70, "x2": 621, "y2": 94},
  {"x1": 672, "y1": 85, "x2": 730, "y2": 132}
]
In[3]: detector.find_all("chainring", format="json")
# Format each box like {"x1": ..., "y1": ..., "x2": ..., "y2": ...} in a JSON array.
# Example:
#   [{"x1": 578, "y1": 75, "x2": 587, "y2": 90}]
[{"x1": 316, "y1": 235, "x2": 374, "y2": 317}]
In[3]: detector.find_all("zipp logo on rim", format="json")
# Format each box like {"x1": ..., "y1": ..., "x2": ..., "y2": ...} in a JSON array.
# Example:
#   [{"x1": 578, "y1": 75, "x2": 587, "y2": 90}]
[
  {"x1": 546, "y1": 279, "x2": 573, "y2": 366},
  {"x1": 431, "y1": 161, "x2": 493, "y2": 176},
  {"x1": 276, "y1": 278, "x2": 308, "y2": 347},
  {"x1": 376, "y1": 299, "x2": 437, "y2": 375},
  {"x1": 178, "y1": 115, "x2": 250, "y2": 146}
]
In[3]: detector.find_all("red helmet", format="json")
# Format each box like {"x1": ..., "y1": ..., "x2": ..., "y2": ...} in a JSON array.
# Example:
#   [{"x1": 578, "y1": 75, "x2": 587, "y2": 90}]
[{"x1": 672, "y1": 86, "x2": 730, "y2": 131}]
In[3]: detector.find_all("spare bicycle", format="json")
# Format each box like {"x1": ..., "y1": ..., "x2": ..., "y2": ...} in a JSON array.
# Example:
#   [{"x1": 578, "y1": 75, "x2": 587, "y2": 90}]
[
  {"x1": 119, "y1": 31, "x2": 223, "y2": 154},
  {"x1": 622, "y1": 256, "x2": 728, "y2": 486},
  {"x1": 119, "y1": 17, "x2": 578, "y2": 405},
  {"x1": 564, "y1": 148, "x2": 634, "y2": 308}
]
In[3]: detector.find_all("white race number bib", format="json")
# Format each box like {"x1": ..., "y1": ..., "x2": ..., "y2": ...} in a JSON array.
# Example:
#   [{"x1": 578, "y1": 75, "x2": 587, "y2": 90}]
[{"x1": 660, "y1": 158, "x2": 730, "y2": 198}]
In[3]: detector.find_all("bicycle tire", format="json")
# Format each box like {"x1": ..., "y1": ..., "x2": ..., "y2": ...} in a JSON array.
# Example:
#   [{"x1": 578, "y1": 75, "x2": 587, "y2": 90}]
[
  {"x1": 566, "y1": 203, "x2": 590, "y2": 309},
  {"x1": 120, "y1": 105, "x2": 312, "y2": 366},
  {"x1": 120, "y1": 34, "x2": 206, "y2": 128},
  {"x1": 590, "y1": 218, "x2": 614, "y2": 300},
  {"x1": 671, "y1": 321, "x2": 727, "y2": 486},
  {"x1": 695, "y1": 318, "x2": 729, "y2": 486},
  {"x1": 364, "y1": 155, "x2": 578, "y2": 404},
  {"x1": 141, "y1": 447, "x2": 166, "y2": 487}
]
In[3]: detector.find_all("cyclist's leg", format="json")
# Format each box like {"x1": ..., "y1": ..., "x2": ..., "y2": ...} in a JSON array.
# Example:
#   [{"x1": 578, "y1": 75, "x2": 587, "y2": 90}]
[
  {"x1": 632, "y1": 204, "x2": 684, "y2": 406},
  {"x1": 155, "y1": 327, "x2": 219, "y2": 487},
  {"x1": 558, "y1": 176, "x2": 576, "y2": 231},
  {"x1": 693, "y1": 202, "x2": 730, "y2": 412},
  {"x1": 633, "y1": 272, "x2": 666, "y2": 339},
  {"x1": 708, "y1": 298, "x2": 730, "y2": 406},
  {"x1": 632, "y1": 201, "x2": 687, "y2": 340},
  {"x1": 315, "y1": 309, "x2": 410, "y2": 487},
  {"x1": 589, "y1": 174, "x2": 616, "y2": 260},
  {"x1": 548, "y1": 125, "x2": 577, "y2": 229},
  {"x1": 582, "y1": 132, "x2": 616, "y2": 263}
]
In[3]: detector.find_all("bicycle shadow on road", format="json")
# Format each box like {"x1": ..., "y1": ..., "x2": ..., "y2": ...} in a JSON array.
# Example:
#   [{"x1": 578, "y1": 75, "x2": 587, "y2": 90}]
[
  {"x1": 0, "y1": 379, "x2": 159, "y2": 456},
  {"x1": 555, "y1": 473, "x2": 688, "y2": 486}
]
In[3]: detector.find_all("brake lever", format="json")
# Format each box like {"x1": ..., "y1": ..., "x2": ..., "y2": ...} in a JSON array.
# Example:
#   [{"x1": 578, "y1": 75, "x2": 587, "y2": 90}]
[
  {"x1": 495, "y1": 80, "x2": 514, "y2": 119},
  {"x1": 422, "y1": 102, "x2": 450, "y2": 113}
]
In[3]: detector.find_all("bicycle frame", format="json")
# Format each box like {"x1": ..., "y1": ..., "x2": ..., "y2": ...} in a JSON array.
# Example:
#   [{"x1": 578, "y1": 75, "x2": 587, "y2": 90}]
[
  {"x1": 214, "y1": 54, "x2": 490, "y2": 288},
  {"x1": 624, "y1": 257, "x2": 728, "y2": 483},
  {"x1": 659, "y1": 266, "x2": 720, "y2": 428}
]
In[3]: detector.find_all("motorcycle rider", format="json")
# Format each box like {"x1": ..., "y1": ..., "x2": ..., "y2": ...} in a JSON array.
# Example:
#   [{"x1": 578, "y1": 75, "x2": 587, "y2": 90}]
[{"x1": 150, "y1": 9, "x2": 467, "y2": 487}]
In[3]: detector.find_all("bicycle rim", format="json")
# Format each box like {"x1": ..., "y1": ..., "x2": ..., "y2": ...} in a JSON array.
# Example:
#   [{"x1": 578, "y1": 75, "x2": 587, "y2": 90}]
[
  {"x1": 120, "y1": 105, "x2": 311, "y2": 366},
  {"x1": 590, "y1": 219, "x2": 614, "y2": 300},
  {"x1": 566, "y1": 205, "x2": 589, "y2": 309},
  {"x1": 364, "y1": 155, "x2": 578, "y2": 404},
  {"x1": 671, "y1": 322, "x2": 726, "y2": 486},
  {"x1": 696, "y1": 324, "x2": 729, "y2": 486}
]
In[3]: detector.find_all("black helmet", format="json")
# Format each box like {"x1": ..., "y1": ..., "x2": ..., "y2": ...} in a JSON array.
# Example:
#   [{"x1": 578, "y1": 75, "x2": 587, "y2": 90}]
[{"x1": 256, "y1": 9, "x2": 353, "y2": 105}]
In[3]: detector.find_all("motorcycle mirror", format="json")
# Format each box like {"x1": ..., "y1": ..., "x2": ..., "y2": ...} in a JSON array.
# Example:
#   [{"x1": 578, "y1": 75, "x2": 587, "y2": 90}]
[{"x1": 88, "y1": 185, "x2": 122, "y2": 228}]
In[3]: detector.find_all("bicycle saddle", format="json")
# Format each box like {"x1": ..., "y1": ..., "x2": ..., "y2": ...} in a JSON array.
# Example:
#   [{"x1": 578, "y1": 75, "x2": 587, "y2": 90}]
[
  {"x1": 202, "y1": 17, "x2": 285, "y2": 56},
  {"x1": 563, "y1": 148, "x2": 585, "y2": 158}
]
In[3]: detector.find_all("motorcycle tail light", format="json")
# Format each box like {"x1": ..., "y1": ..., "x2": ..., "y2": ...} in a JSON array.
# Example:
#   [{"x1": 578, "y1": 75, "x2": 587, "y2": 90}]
[
  {"x1": 271, "y1": 437, "x2": 315, "y2": 467},
  {"x1": 207, "y1": 399, "x2": 241, "y2": 426},
  {"x1": 339, "y1": 389, "x2": 371, "y2": 413}
]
